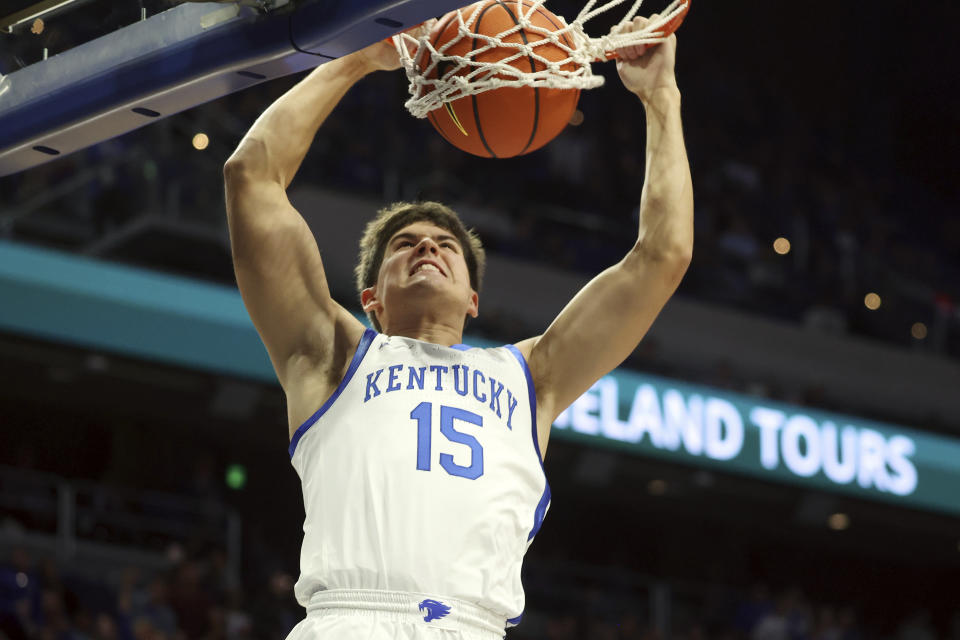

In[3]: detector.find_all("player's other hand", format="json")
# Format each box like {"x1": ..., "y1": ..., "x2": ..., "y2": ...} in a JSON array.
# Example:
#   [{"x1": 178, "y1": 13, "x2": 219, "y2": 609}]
[
  {"x1": 354, "y1": 19, "x2": 437, "y2": 74},
  {"x1": 613, "y1": 15, "x2": 679, "y2": 103},
  {"x1": 354, "y1": 38, "x2": 403, "y2": 73}
]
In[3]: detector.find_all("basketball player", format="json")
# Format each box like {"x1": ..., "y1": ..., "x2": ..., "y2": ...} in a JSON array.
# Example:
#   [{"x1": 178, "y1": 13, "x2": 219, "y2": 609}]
[{"x1": 223, "y1": 15, "x2": 692, "y2": 640}]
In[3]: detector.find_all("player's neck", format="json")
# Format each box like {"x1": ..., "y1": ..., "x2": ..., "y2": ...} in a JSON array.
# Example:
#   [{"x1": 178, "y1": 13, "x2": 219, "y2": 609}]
[{"x1": 382, "y1": 315, "x2": 464, "y2": 347}]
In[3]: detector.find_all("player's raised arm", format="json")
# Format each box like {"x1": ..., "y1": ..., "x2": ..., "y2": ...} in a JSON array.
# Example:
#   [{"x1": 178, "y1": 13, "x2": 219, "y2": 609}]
[
  {"x1": 518, "y1": 18, "x2": 694, "y2": 451},
  {"x1": 222, "y1": 42, "x2": 400, "y2": 387}
]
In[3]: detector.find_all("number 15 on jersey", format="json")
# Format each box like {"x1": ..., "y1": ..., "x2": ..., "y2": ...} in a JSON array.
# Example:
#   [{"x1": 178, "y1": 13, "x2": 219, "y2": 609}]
[{"x1": 410, "y1": 402, "x2": 484, "y2": 480}]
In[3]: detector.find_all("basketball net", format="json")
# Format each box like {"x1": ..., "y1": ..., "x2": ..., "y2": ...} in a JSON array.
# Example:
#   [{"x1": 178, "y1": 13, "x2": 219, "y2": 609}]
[{"x1": 393, "y1": 0, "x2": 690, "y2": 119}]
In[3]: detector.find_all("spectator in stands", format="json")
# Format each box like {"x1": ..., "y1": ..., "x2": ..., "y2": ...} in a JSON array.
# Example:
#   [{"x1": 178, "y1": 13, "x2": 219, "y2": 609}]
[
  {"x1": 898, "y1": 610, "x2": 937, "y2": 640},
  {"x1": 131, "y1": 577, "x2": 176, "y2": 638},
  {"x1": 91, "y1": 613, "x2": 120, "y2": 640},
  {"x1": 249, "y1": 571, "x2": 297, "y2": 640},
  {"x1": 167, "y1": 560, "x2": 211, "y2": 640},
  {"x1": 812, "y1": 605, "x2": 842, "y2": 640},
  {"x1": 751, "y1": 593, "x2": 790, "y2": 640},
  {"x1": 222, "y1": 590, "x2": 252, "y2": 640},
  {"x1": 544, "y1": 613, "x2": 578, "y2": 640}
]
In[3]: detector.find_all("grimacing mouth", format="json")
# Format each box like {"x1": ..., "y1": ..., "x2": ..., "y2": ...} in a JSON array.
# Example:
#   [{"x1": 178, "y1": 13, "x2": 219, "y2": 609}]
[{"x1": 409, "y1": 259, "x2": 446, "y2": 278}]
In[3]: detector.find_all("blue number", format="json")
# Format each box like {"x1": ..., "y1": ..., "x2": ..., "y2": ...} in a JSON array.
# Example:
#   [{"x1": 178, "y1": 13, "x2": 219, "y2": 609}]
[
  {"x1": 410, "y1": 401, "x2": 432, "y2": 471},
  {"x1": 439, "y1": 406, "x2": 484, "y2": 480},
  {"x1": 410, "y1": 403, "x2": 483, "y2": 479}
]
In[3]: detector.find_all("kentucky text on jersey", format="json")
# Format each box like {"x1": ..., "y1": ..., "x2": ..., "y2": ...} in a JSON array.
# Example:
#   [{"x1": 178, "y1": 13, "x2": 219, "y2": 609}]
[{"x1": 364, "y1": 363, "x2": 521, "y2": 430}]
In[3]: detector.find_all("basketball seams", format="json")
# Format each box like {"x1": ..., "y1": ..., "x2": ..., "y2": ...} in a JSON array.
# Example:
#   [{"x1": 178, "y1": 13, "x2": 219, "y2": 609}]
[
  {"x1": 427, "y1": 110, "x2": 457, "y2": 149},
  {"x1": 529, "y1": 2, "x2": 573, "y2": 51},
  {"x1": 495, "y1": 1, "x2": 540, "y2": 156},
  {"x1": 425, "y1": 0, "x2": 580, "y2": 158},
  {"x1": 427, "y1": 8, "x2": 489, "y2": 157},
  {"x1": 524, "y1": 1, "x2": 580, "y2": 154},
  {"x1": 471, "y1": 1, "x2": 504, "y2": 158},
  {"x1": 526, "y1": 1, "x2": 580, "y2": 153},
  {"x1": 402, "y1": 0, "x2": 688, "y2": 125}
]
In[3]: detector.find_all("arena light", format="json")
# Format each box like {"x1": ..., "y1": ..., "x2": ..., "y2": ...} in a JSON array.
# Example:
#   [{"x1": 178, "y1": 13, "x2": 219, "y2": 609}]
[
  {"x1": 773, "y1": 237, "x2": 791, "y2": 255},
  {"x1": 864, "y1": 293, "x2": 881, "y2": 310},
  {"x1": 911, "y1": 322, "x2": 928, "y2": 340},
  {"x1": 225, "y1": 463, "x2": 247, "y2": 490},
  {"x1": 192, "y1": 132, "x2": 209, "y2": 150},
  {"x1": 569, "y1": 110, "x2": 585, "y2": 126},
  {"x1": 827, "y1": 512, "x2": 850, "y2": 530}
]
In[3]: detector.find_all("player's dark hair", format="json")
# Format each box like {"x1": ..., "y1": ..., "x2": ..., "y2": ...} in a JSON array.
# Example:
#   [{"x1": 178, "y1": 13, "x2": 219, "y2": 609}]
[{"x1": 356, "y1": 201, "x2": 486, "y2": 332}]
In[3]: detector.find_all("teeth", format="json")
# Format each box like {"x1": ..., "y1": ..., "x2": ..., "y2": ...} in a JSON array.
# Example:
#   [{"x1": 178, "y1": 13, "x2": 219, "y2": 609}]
[{"x1": 415, "y1": 264, "x2": 441, "y2": 274}]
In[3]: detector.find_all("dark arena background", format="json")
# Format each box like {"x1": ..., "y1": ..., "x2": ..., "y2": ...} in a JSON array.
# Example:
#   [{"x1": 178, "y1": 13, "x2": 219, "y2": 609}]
[{"x1": 1, "y1": 1, "x2": 958, "y2": 639}]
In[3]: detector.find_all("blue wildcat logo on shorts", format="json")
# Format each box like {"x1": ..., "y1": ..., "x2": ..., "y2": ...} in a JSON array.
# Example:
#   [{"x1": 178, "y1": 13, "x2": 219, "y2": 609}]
[{"x1": 418, "y1": 599, "x2": 451, "y2": 622}]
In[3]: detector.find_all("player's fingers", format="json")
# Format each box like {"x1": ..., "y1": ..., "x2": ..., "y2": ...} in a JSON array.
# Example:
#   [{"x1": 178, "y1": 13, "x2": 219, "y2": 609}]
[
  {"x1": 624, "y1": 44, "x2": 648, "y2": 60},
  {"x1": 415, "y1": 18, "x2": 438, "y2": 37},
  {"x1": 628, "y1": 16, "x2": 655, "y2": 59},
  {"x1": 628, "y1": 44, "x2": 647, "y2": 60},
  {"x1": 399, "y1": 18, "x2": 436, "y2": 61},
  {"x1": 614, "y1": 16, "x2": 646, "y2": 35},
  {"x1": 613, "y1": 17, "x2": 645, "y2": 60}
]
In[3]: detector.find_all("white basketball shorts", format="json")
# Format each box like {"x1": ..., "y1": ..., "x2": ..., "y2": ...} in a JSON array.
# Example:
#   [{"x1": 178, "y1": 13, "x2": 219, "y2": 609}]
[{"x1": 285, "y1": 589, "x2": 507, "y2": 640}]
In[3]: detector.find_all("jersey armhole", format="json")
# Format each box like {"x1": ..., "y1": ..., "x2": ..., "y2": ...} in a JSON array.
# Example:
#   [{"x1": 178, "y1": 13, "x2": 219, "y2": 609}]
[
  {"x1": 504, "y1": 343, "x2": 552, "y2": 547},
  {"x1": 288, "y1": 328, "x2": 377, "y2": 459},
  {"x1": 503, "y1": 344, "x2": 544, "y2": 467}
]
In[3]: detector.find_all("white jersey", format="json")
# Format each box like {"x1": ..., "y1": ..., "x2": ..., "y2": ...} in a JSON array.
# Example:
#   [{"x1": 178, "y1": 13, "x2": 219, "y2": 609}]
[{"x1": 288, "y1": 330, "x2": 550, "y2": 628}]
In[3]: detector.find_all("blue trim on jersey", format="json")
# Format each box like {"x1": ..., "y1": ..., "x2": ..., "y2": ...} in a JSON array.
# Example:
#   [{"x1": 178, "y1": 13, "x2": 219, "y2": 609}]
[
  {"x1": 528, "y1": 484, "x2": 551, "y2": 541},
  {"x1": 507, "y1": 613, "x2": 523, "y2": 626},
  {"x1": 449, "y1": 343, "x2": 472, "y2": 351},
  {"x1": 503, "y1": 344, "x2": 551, "y2": 544},
  {"x1": 288, "y1": 328, "x2": 377, "y2": 459},
  {"x1": 503, "y1": 345, "x2": 545, "y2": 466}
]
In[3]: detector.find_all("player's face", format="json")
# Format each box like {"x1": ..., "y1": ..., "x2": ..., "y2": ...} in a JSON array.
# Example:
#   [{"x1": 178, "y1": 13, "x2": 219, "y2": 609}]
[
  {"x1": 365, "y1": 221, "x2": 478, "y2": 324},
  {"x1": 381, "y1": 221, "x2": 473, "y2": 293}
]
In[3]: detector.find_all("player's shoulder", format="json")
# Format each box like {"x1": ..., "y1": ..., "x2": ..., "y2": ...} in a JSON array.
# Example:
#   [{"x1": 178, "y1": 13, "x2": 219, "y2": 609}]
[
  {"x1": 511, "y1": 336, "x2": 541, "y2": 362},
  {"x1": 297, "y1": 305, "x2": 368, "y2": 366},
  {"x1": 283, "y1": 307, "x2": 368, "y2": 392}
]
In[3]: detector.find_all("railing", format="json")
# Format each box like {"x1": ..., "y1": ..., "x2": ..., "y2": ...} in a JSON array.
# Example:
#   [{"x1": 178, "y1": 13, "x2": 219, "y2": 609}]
[{"x1": 0, "y1": 464, "x2": 241, "y2": 582}]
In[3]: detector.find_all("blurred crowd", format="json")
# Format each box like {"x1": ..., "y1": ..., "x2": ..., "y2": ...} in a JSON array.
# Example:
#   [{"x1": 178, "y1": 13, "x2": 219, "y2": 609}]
[
  {"x1": 0, "y1": 546, "x2": 297, "y2": 640},
  {"x1": 2, "y1": 547, "x2": 956, "y2": 640},
  {"x1": 2, "y1": 7, "x2": 958, "y2": 640},
  {"x1": 514, "y1": 582, "x2": 955, "y2": 640},
  {"x1": 5, "y1": 65, "x2": 958, "y2": 444},
  {"x1": 2, "y1": 1, "x2": 958, "y2": 360}
]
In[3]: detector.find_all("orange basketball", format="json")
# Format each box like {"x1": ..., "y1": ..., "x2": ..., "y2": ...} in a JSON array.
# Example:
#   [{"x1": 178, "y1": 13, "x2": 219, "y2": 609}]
[{"x1": 423, "y1": 0, "x2": 580, "y2": 158}]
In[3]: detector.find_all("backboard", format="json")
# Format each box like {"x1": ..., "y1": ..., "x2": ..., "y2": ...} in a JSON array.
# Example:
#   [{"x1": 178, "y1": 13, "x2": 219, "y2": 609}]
[{"x1": 0, "y1": 0, "x2": 468, "y2": 176}]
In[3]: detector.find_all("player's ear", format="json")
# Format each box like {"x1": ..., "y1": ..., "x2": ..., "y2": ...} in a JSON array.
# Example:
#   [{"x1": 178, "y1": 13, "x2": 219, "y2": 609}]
[
  {"x1": 467, "y1": 290, "x2": 479, "y2": 319},
  {"x1": 361, "y1": 287, "x2": 382, "y2": 314}
]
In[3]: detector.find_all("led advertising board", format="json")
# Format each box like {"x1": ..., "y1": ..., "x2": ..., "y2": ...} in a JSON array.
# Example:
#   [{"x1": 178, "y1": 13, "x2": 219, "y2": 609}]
[
  {"x1": 2, "y1": 241, "x2": 958, "y2": 515},
  {"x1": 552, "y1": 372, "x2": 960, "y2": 516}
]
